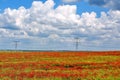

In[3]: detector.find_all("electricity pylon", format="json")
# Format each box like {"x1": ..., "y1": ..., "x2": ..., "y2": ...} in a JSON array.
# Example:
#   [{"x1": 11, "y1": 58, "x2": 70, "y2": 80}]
[
  {"x1": 75, "y1": 37, "x2": 79, "y2": 51},
  {"x1": 13, "y1": 41, "x2": 20, "y2": 50}
]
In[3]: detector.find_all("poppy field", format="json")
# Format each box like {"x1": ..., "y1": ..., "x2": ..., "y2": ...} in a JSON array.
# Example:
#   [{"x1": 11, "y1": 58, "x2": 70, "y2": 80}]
[{"x1": 0, "y1": 51, "x2": 120, "y2": 80}]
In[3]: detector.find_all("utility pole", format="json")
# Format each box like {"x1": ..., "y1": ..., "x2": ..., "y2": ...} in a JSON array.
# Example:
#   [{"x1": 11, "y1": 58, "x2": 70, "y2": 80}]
[{"x1": 13, "y1": 41, "x2": 20, "y2": 50}]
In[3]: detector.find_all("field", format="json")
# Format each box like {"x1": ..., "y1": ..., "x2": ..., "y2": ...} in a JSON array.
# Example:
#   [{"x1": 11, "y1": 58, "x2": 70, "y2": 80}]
[{"x1": 0, "y1": 51, "x2": 120, "y2": 80}]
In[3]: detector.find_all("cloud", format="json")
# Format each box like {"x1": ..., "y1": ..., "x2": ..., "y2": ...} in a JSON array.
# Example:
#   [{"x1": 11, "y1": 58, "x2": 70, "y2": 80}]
[
  {"x1": 88, "y1": 0, "x2": 106, "y2": 6},
  {"x1": 0, "y1": 0, "x2": 120, "y2": 50},
  {"x1": 87, "y1": 0, "x2": 120, "y2": 10},
  {"x1": 62, "y1": 0, "x2": 80, "y2": 3},
  {"x1": 62, "y1": 0, "x2": 120, "y2": 10}
]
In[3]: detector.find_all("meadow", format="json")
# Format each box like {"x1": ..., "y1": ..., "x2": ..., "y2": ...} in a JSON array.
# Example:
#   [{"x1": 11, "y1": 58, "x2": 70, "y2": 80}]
[{"x1": 0, "y1": 51, "x2": 120, "y2": 80}]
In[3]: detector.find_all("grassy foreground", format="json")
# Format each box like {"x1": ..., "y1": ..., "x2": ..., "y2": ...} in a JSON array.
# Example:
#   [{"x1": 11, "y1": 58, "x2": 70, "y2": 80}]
[{"x1": 0, "y1": 51, "x2": 120, "y2": 80}]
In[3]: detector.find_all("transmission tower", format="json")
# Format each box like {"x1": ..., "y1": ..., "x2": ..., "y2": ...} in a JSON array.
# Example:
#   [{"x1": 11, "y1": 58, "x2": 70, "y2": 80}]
[
  {"x1": 13, "y1": 41, "x2": 20, "y2": 50},
  {"x1": 75, "y1": 37, "x2": 79, "y2": 51}
]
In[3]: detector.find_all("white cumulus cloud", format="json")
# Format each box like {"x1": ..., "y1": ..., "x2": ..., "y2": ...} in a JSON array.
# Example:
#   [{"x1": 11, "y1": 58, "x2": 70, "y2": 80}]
[{"x1": 0, "y1": 0, "x2": 120, "y2": 50}]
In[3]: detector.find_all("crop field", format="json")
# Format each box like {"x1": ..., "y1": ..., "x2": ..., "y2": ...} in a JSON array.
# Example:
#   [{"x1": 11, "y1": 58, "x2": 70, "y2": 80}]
[{"x1": 0, "y1": 51, "x2": 120, "y2": 80}]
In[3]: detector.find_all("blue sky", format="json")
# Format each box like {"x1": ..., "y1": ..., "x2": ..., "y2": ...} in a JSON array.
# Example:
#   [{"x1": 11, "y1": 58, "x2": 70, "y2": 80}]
[
  {"x1": 0, "y1": 0, "x2": 120, "y2": 50},
  {"x1": 0, "y1": 0, "x2": 109, "y2": 16}
]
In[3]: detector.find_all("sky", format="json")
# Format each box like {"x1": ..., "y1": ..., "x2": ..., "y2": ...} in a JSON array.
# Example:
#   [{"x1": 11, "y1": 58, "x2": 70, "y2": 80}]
[{"x1": 0, "y1": 0, "x2": 120, "y2": 51}]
